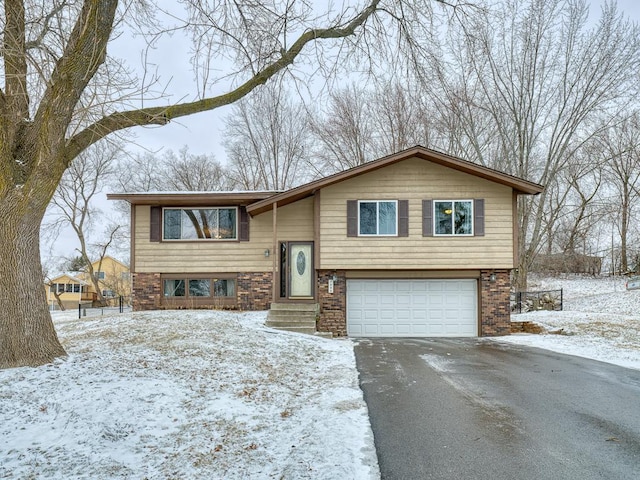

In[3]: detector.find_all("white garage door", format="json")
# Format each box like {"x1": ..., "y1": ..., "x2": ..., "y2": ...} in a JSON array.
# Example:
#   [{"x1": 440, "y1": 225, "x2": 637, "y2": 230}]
[{"x1": 347, "y1": 279, "x2": 478, "y2": 337}]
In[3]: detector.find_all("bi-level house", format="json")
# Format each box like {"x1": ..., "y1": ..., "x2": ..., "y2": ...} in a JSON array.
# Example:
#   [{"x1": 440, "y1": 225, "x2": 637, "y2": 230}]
[{"x1": 108, "y1": 146, "x2": 543, "y2": 337}]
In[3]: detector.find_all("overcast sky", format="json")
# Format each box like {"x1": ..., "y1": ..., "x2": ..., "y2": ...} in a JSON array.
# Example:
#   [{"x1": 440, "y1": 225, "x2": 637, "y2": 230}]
[
  {"x1": 42, "y1": 0, "x2": 640, "y2": 266},
  {"x1": 122, "y1": 0, "x2": 640, "y2": 164}
]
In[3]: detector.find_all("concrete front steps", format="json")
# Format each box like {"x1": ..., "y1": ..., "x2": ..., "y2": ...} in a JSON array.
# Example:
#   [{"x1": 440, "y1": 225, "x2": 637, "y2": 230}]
[{"x1": 266, "y1": 303, "x2": 332, "y2": 338}]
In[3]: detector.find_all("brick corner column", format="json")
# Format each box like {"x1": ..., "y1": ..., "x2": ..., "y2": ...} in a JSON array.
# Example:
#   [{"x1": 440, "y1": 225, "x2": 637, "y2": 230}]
[
  {"x1": 132, "y1": 273, "x2": 161, "y2": 311},
  {"x1": 480, "y1": 269, "x2": 511, "y2": 336},
  {"x1": 317, "y1": 270, "x2": 347, "y2": 337}
]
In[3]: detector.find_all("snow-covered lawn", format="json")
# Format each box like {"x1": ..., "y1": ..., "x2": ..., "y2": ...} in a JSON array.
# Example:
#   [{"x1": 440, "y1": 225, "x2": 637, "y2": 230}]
[
  {"x1": 0, "y1": 311, "x2": 379, "y2": 480},
  {"x1": 2, "y1": 275, "x2": 638, "y2": 479},
  {"x1": 495, "y1": 274, "x2": 640, "y2": 370}
]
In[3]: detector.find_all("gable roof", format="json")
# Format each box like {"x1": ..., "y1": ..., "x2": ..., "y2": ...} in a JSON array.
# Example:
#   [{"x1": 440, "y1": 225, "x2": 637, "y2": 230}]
[
  {"x1": 246, "y1": 146, "x2": 544, "y2": 216},
  {"x1": 91, "y1": 255, "x2": 129, "y2": 271},
  {"x1": 106, "y1": 146, "x2": 544, "y2": 215},
  {"x1": 48, "y1": 273, "x2": 89, "y2": 285}
]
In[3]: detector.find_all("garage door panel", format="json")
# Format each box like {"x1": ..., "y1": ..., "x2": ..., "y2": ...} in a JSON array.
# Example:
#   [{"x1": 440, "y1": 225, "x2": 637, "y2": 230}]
[
  {"x1": 380, "y1": 294, "x2": 395, "y2": 306},
  {"x1": 347, "y1": 279, "x2": 477, "y2": 338},
  {"x1": 411, "y1": 310, "x2": 427, "y2": 321},
  {"x1": 411, "y1": 295, "x2": 428, "y2": 307},
  {"x1": 363, "y1": 283, "x2": 380, "y2": 292},
  {"x1": 394, "y1": 324, "x2": 411, "y2": 334},
  {"x1": 412, "y1": 324, "x2": 428, "y2": 335},
  {"x1": 363, "y1": 309, "x2": 379, "y2": 320},
  {"x1": 396, "y1": 295, "x2": 411, "y2": 307},
  {"x1": 379, "y1": 309, "x2": 396, "y2": 320}
]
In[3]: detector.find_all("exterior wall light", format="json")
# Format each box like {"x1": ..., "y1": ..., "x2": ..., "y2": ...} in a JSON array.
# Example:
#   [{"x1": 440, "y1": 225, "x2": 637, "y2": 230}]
[
  {"x1": 264, "y1": 249, "x2": 270, "y2": 257},
  {"x1": 489, "y1": 273, "x2": 497, "y2": 282}
]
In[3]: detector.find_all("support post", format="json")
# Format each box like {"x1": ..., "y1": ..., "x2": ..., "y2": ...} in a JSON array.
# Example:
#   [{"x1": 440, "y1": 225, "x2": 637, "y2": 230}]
[{"x1": 272, "y1": 202, "x2": 278, "y2": 303}]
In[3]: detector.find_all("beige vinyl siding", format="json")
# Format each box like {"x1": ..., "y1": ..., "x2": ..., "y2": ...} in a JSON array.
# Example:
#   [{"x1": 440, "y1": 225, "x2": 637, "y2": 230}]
[
  {"x1": 320, "y1": 157, "x2": 515, "y2": 270},
  {"x1": 274, "y1": 197, "x2": 315, "y2": 242},
  {"x1": 134, "y1": 198, "x2": 314, "y2": 273}
]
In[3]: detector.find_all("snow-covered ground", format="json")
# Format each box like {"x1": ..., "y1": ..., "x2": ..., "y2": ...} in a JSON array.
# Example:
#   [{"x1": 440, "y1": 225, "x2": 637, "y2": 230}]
[
  {"x1": 494, "y1": 274, "x2": 640, "y2": 370},
  {"x1": 0, "y1": 311, "x2": 379, "y2": 480},
  {"x1": 2, "y1": 275, "x2": 638, "y2": 479}
]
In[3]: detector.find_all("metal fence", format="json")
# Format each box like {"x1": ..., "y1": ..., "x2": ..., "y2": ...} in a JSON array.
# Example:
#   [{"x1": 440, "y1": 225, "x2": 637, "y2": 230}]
[
  {"x1": 76, "y1": 296, "x2": 131, "y2": 318},
  {"x1": 511, "y1": 289, "x2": 563, "y2": 314}
]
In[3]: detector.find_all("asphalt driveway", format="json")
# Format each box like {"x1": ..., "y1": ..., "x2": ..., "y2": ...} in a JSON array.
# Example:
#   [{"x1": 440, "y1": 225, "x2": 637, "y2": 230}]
[{"x1": 354, "y1": 338, "x2": 640, "y2": 480}]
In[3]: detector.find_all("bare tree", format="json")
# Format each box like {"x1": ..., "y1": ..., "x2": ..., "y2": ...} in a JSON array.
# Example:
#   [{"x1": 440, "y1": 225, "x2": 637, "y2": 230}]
[
  {"x1": 424, "y1": 0, "x2": 640, "y2": 288},
  {"x1": 117, "y1": 147, "x2": 230, "y2": 192},
  {"x1": 164, "y1": 148, "x2": 229, "y2": 191},
  {"x1": 45, "y1": 141, "x2": 123, "y2": 306},
  {"x1": 370, "y1": 81, "x2": 433, "y2": 154},
  {"x1": 0, "y1": 0, "x2": 452, "y2": 368},
  {"x1": 309, "y1": 84, "x2": 375, "y2": 174},
  {"x1": 308, "y1": 80, "x2": 453, "y2": 176},
  {"x1": 594, "y1": 113, "x2": 640, "y2": 272},
  {"x1": 224, "y1": 81, "x2": 311, "y2": 190},
  {"x1": 544, "y1": 153, "x2": 605, "y2": 256},
  {"x1": 114, "y1": 153, "x2": 166, "y2": 193}
]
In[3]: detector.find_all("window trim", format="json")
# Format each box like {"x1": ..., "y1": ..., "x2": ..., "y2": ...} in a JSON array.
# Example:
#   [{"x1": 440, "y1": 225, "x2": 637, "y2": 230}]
[
  {"x1": 433, "y1": 199, "x2": 474, "y2": 237},
  {"x1": 357, "y1": 200, "x2": 399, "y2": 237},
  {"x1": 162, "y1": 206, "x2": 239, "y2": 241},
  {"x1": 160, "y1": 274, "x2": 238, "y2": 307}
]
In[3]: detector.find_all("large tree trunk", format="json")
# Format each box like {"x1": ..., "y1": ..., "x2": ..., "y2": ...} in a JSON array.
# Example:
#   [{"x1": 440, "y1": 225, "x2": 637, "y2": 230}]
[{"x1": 0, "y1": 197, "x2": 66, "y2": 369}]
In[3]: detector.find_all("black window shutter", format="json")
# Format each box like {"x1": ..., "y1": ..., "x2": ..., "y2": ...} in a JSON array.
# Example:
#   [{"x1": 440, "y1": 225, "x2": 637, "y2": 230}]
[
  {"x1": 422, "y1": 200, "x2": 433, "y2": 236},
  {"x1": 474, "y1": 199, "x2": 485, "y2": 236},
  {"x1": 150, "y1": 206, "x2": 162, "y2": 242},
  {"x1": 239, "y1": 206, "x2": 250, "y2": 241},
  {"x1": 347, "y1": 200, "x2": 358, "y2": 237},
  {"x1": 398, "y1": 200, "x2": 409, "y2": 237}
]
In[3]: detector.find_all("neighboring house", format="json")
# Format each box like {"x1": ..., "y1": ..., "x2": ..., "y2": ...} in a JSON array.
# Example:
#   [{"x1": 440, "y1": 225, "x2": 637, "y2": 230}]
[
  {"x1": 90, "y1": 255, "x2": 132, "y2": 301},
  {"x1": 108, "y1": 146, "x2": 543, "y2": 337},
  {"x1": 46, "y1": 256, "x2": 131, "y2": 309},
  {"x1": 46, "y1": 273, "x2": 93, "y2": 310}
]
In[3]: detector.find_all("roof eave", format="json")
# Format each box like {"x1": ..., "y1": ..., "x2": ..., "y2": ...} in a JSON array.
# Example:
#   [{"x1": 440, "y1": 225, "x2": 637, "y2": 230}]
[
  {"x1": 107, "y1": 191, "x2": 280, "y2": 206},
  {"x1": 246, "y1": 146, "x2": 543, "y2": 215}
]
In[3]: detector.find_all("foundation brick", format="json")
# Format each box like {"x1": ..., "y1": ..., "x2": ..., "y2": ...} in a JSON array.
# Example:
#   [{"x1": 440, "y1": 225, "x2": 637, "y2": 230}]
[
  {"x1": 237, "y1": 272, "x2": 273, "y2": 311},
  {"x1": 134, "y1": 269, "x2": 510, "y2": 338},
  {"x1": 480, "y1": 269, "x2": 511, "y2": 336},
  {"x1": 132, "y1": 273, "x2": 161, "y2": 311},
  {"x1": 132, "y1": 272, "x2": 272, "y2": 312},
  {"x1": 317, "y1": 270, "x2": 347, "y2": 337}
]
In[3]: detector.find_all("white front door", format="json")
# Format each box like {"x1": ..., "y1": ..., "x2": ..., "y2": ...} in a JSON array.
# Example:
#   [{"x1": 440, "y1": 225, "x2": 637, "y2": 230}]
[{"x1": 289, "y1": 243, "x2": 313, "y2": 298}]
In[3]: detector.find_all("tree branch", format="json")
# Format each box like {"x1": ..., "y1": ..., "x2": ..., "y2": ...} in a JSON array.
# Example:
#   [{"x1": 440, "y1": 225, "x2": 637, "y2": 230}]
[
  {"x1": 31, "y1": 0, "x2": 118, "y2": 153},
  {"x1": 3, "y1": 0, "x2": 29, "y2": 124},
  {"x1": 64, "y1": 0, "x2": 383, "y2": 162}
]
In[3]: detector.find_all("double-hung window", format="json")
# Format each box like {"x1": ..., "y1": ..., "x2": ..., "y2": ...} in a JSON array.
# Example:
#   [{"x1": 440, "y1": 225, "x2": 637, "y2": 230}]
[
  {"x1": 434, "y1": 200, "x2": 473, "y2": 235},
  {"x1": 163, "y1": 207, "x2": 237, "y2": 240},
  {"x1": 358, "y1": 200, "x2": 398, "y2": 236}
]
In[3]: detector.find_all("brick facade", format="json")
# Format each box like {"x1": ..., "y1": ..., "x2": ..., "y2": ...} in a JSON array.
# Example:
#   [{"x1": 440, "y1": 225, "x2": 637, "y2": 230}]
[
  {"x1": 317, "y1": 270, "x2": 347, "y2": 336},
  {"x1": 479, "y1": 269, "x2": 511, "y2": 336},
  {"x1": 237, "y1": 272, "x2": 273, "y2": 311},
  {"x1": 132, "y1": 273, "x2": 162, "y2": 310},
  {"x1": 132, "y1": 272, "x2": 272, "y2": 311},
  {"x1": 134, "y1": 269, "x2": 512, "y2": 337}
]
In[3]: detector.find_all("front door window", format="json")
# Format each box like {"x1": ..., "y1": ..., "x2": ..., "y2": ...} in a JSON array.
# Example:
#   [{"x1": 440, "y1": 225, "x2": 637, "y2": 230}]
[{"x1": 288, "y1": 243, "x2": 313, "y2": 298}]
